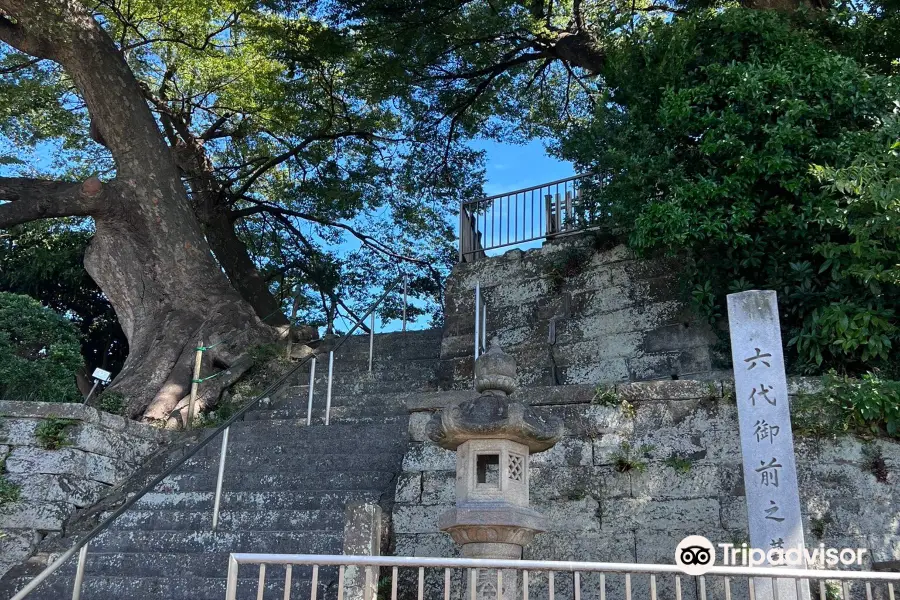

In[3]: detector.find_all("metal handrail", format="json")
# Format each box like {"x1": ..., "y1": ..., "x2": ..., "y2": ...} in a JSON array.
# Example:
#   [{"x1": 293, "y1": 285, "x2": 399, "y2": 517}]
[
  {"x1": 458, "y1": 173, "x2": 598, "y2": 262},
  {"x1": 9, "y1": 279, "x2": 403, "y2": 600},
  {"x1": 470, "y1": 173, "x2": 591, "y2": 204},
  {"x1": 227, "y1": 554, "x2": 900, "y2": 582}
]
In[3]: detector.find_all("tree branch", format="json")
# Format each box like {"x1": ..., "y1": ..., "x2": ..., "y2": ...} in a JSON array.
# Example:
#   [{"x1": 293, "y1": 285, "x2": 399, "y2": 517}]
[
  {"x1": 0, "y1": 177, "x2": 106, "y2": 228},
  {"x1": 230, "y1": 200, "x2": 445, "y2": 292},
  {"x1": 232, "y1": 130, "x2": 383, "y2": 199}
]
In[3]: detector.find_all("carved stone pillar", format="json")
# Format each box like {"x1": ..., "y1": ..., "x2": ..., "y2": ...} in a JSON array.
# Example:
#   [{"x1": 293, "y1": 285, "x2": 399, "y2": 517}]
[{"x1": 428, "y1": 339, "x2": 562, "y2": 600}]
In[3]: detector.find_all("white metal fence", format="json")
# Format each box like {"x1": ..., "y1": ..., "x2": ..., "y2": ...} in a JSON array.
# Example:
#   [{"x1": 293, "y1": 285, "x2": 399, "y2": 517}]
[{"x1": 224, "y1": 554, "x2": 900, "y2": 600}]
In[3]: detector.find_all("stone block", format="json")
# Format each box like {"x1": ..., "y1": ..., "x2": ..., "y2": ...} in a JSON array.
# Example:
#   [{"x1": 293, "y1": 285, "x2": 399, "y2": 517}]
[
  {"x1": 396, "y1": 473, "x2": 422, "y2": 504},
  {"x1": 4, "y1": 473, "x2": 107, "y2": 507},
  {"x1": 635, "y1": 528, "x2": 731, "y2": 563},
  {"x1": 592, "y1": 432, "x2": 631, "y2": 466},
  {"x1": 421, "y1": 471, "x2": 455, "y2": 505},
  {"x1": 630, "y1": 462, "x2": 726, "y2": 500},
  {"x1": 542, "y1": 405, "x2": 633, "y2": 439},
  {"x1": 787, "y1": 377, "x2": 823, "y2": 395},
  {"x1": 393, "y1": 504, "x2": 445, "y2": 534},
  {"x1": 641, "y1": 323, "x2": 717, "y2": 354},
  {"x1": 343, "y1": 503, "x2": 382, "y2": 600},
  {"x1": 0, "y1": 501, "x2": 70, "y2": 531},
  {"x1": 0, "y1": 401, "x2": 94, "y2": 422},
  {"x1": 618, "y1": 380, "x2": 721, "y2": 402},
  {"x1": 602, "y1": 497, "x2": 721, "y2": 531},
  {"x1": 720, "y1": 496, "x2": 749, "y2": 531},
  {"x1": 530, "y1": 465, "x2": 630, "y2": 502},
  {"x1": 535, "y1": 498, "x2": 602, "y2": 533},
  {"x1": 395, "y1": 532, "x2": 459, "y2": 558},
  {"x1": 525, "y1": 530, "x2": 636, "y2": 562},
  {"x1": 408, "y1": 412, "x2": 434, "y2": 443},
  {"x1": 530, "y1": 438, "x2": 593, "y2": 467},
  {"x1": 0, "y1": 530, "x2": 38, "y2": 580},
  {"x1": 402, "y1": 443, "x2": 456, "y2": 472},
  {"x1": 557, "y1": 359, "x2": 630, "y2": 386},
  {"x1": 68, "y1": 423, "x2": 161, "y2": 464},
  {"x1": 4, "y1": 446, "x2": 127, "y2": 485},
  {"x1": 798, "y1": 463, "x2": 893, "y2": 505}
]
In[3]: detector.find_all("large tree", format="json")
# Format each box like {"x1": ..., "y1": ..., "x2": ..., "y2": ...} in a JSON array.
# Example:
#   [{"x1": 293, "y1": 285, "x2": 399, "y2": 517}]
[
  {"x1": 0, "y1": 0, "x2": 481, "y2": 420},
  {"x1": 338, "y1": 0, "x2": 900, "y2": 375}
]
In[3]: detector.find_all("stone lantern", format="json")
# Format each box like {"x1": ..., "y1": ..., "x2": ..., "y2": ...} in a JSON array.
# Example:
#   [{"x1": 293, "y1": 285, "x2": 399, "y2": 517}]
[{"x1": 428, "y1": 338, "x2": 562, "y2": 597}]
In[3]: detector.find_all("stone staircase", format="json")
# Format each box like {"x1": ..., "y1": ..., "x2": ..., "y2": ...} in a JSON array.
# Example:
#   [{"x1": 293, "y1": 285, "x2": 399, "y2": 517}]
[{"x1": 0, "y1": 329, "x2": 443, "y2": 600}]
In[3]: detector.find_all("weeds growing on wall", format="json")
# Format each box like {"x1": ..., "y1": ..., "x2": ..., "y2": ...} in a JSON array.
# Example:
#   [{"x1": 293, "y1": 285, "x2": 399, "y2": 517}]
[
  {"x1": 792, "y1": 372, "x2": 900, "y2": 439},
  {"x1": 591, "y1": 385, "x2": 636, "y2": 418},
  {"x1": 545, "y1": 245, "x2": 594, "y2": 293},
  {"x1": 35, "y1": 417, "x2": 77, "y2": 450},
  {"x1": 611, "y1": 441, "x2": 652, "y2": 473},
  {"x1": 0, "y1": 457, "x2": 21, "y2": 508},
  {"x1": 664, "y1": 454, "x2": 693, "y2": 474}
]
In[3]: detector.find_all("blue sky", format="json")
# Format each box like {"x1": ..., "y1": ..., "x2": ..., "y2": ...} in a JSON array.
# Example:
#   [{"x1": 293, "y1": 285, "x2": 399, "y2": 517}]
[
  {"x1": 473, "y1": 138, "x2": 576, "y2": 197},
  {"x1": 372, "y1": 138, "x2": 575, "y2": 333}
]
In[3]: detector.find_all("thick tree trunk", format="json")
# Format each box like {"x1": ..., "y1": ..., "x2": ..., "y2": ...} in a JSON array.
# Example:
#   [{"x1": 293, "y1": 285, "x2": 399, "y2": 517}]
[
  {"x1": 202, "y1": 206, "x2": 290, "y2": 326},
  {"x1": 0, "y1": 0, "x2": 279, "y2": 421}
]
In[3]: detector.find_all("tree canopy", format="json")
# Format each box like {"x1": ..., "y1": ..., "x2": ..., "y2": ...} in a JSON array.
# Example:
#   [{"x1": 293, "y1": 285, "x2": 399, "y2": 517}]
[{"x1": 1, "y1": 0, "x2": 898, "y2": 418}]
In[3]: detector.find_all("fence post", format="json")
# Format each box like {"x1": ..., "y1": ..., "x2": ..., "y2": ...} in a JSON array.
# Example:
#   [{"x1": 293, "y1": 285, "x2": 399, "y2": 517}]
[
  {"x1": 368, "y1": 313, "x2": 374, "y2": 373},
  {"x1": 325, "y1": 350, "x2": 334, "y2": 425},
  {"x1": 211, "y1": 426, "x2": 229, "y2": 531},
  {"x1": 187, "y1": 339, "x2": 203, "y2": 430},
  {"x1": 474, "y1": 282, "x2": 481, "y2": 360},
  {"x1": 482, "y1": 303, "x2": 487, "y2": 351},
  {"x1": 402, "y1": 275, "x2": 408, "y2": 332},
  {"x1": 71, "y1": 543, "x2": 88, "y2": 600},
  {"x1": 307, "y1": 357, "x2": 316, "y2": 426}
]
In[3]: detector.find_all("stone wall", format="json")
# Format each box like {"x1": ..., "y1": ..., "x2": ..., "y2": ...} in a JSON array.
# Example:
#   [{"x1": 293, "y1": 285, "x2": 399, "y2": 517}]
[
  {"x1": 394, "y1": 380, "x2": 900, "y2": 579},
  {"x1": 0, "y1": 401, "x2": 169, "y2": 577},
  {"x1": 439, "y1": 237, "x2": 721, "y2": 389}
]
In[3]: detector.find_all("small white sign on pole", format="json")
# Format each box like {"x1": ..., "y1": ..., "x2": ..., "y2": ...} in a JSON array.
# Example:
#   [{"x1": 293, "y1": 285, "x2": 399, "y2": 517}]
[
  {"x1": 92, "y1": 368, "x2": 112, "y2": 383},
  {"x1": 727, "y1": 290, "x2": 809, "y2": 600}
]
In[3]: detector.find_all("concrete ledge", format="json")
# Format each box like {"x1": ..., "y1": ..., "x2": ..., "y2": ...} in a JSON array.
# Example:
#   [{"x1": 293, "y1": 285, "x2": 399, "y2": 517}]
[{"x1": 409, "y1": 377, "x2": 825, "y2": 414}]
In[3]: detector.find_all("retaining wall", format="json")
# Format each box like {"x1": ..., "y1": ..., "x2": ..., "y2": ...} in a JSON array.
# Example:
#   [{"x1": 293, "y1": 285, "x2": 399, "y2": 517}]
[{"x1": 0, "y1": 401, "x2": 169, "y2": 578}]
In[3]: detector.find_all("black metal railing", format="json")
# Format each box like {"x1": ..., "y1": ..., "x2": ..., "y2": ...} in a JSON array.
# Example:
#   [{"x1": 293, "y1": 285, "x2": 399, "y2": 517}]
[{"x1": 458, "y1": 173, "x2": 600, "y2": 262}]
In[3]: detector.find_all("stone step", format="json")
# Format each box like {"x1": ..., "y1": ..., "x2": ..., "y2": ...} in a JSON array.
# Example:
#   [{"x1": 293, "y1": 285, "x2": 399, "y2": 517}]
[
  {"x1": 324, "y1": 329, "x2": 443, "y2": 356},
  {"x1": 242, "y1": 406, "x2": 407, "y2": 423},
  {"x1": 89, "y1": 529, "x2": 343, "y2": 554},
  {"x1": 178, "y1": 450, "x2": 406, "y2": 474},
  {"x1": 193, "y1": 436, "x2": 407, "y2": 459},
  {"x1": 134, "y1": 490, "x2": 380, "y2": 511},
  {"x1": 106, "y1": 508, "x2": 345, "y2": 532},
  {"x1": 1, "y1": 572, "x2": 331, "y2": 600},
  {"x1": 224, "y1": 419, "x2": 408, "y2": 440},
  {"x1": 156, "y1": 469, "x2": 398, "y2": 493}
]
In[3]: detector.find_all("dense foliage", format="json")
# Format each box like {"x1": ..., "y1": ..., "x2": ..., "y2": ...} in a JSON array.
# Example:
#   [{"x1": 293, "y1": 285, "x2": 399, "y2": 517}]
[
  {"x1": 559, "y1": 9, "x2": 900, "y2": 374},
  {"x1": 793, "y1": 372, "x2": 900, "y2": 439},
  {"x1": 0, "y1": 292, "x2": 83, "y2": 402},
  {"x1": 0, "y1": 0, "x2": 483, "y2": 338},
  {"x1": 0, "y1": 221, "x2": 125, "y2": 378}
]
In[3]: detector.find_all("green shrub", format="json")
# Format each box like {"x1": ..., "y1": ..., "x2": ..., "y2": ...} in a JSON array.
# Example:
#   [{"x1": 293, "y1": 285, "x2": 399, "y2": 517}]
[
  {"x1": 35, "y1": 417, "x2": 77, "y2": 450},
  {"x1": 792, "y1": 372, "x2": 900, "y2": 439},
  {"x1": 96, "y1": 391, "x2": 126, "y2": 416},
  {"x1": 0, "y1": 292, "x2": 83, "y2": 402},
  {"x1": 560, "y1": 9, "x2": 900, "y2": 375}
]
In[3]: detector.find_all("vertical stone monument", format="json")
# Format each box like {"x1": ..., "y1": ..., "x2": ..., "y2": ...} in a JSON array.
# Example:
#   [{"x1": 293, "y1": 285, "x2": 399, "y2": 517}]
[
  {"x1": 428, "y1": 338, "x2": 562, "y2": 600},
  {"x1": 727, "y1": 291, "x2": 810, "y2": 600}
]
